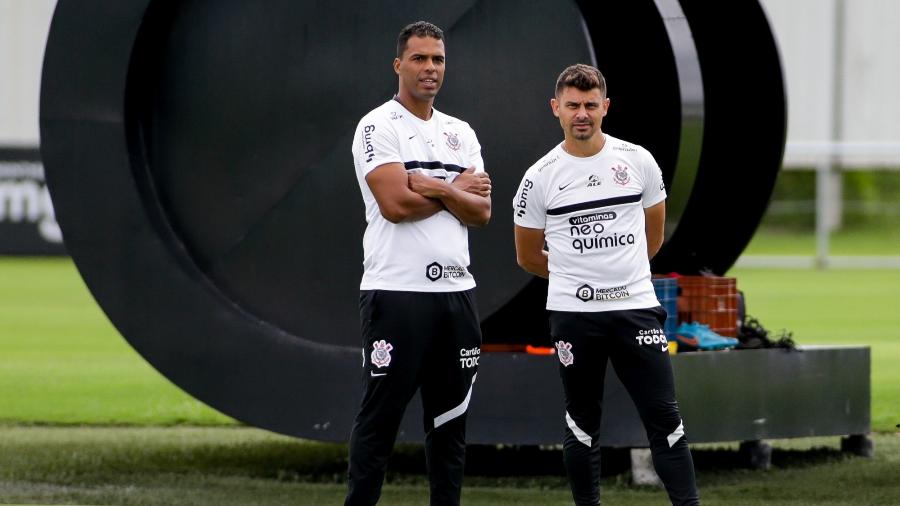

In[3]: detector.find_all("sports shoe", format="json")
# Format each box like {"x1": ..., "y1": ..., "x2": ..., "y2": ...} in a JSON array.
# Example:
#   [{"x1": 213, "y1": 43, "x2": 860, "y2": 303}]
[
  {"x1": 675, "y1": 322, "x2": 739, "y2": 351},
  {"x1": 673, "y1": 324, "x2": 701, "y2": 350},
  {"x1": 737, "y1": 316, "x2": 798, "y2": 350}
]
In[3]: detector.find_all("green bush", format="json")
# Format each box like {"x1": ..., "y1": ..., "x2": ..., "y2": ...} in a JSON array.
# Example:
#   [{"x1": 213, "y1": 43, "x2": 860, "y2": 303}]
[{"x1": 759, "y1": 169, "x2": 900, "y2": 232}]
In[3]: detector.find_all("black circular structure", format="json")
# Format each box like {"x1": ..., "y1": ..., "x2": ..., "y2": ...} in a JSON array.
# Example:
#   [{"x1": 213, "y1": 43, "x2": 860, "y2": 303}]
[{"x1": 40, "y1": 0, "x2": 785, "y2": 443}]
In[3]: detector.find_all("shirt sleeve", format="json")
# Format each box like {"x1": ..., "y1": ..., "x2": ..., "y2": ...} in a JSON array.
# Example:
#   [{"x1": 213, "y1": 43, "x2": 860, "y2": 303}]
[
  {"x1": 641, "y1": 148, "x2": 667, "y2": 208},
  {"x1": 512, "y1": 168, "x2": 546, "y2": 229},
  {"x1": 353, "y1": 114, "x2": 402, "y2": 176},
  {"x1": 467, "y1": 128, "x2": 485, "y2": 173}
]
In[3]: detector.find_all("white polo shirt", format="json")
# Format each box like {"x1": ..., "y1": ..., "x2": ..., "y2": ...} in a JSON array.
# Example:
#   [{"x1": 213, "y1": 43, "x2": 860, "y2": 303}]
[
  {"x1": 352, "y1": 99, "x2": 484, "y2": 292},
  {"x1": 512, "y1": 134, "x2": 666, "y2": 311}
]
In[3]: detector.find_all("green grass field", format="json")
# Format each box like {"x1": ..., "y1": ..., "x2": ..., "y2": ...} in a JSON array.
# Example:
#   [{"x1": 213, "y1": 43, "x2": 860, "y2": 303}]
[
  {"x1": 0, "y1": 257, "x2": 233, "y2": 426},
  {"x1": 743, "y1": 226, "x2": 900, "y2": 256},
  {"x1": 1, "y1": 248, "x2": 899, "y2": 504},
  {"x1": 729, "y1": 267, "x2": 900, "y2": 432},
  {"x1": 1, "y1": 427, "x2": 898, "y2": 505},
  {"x1": 1, "y1": 256, "x2": 897, "y2": 431}
]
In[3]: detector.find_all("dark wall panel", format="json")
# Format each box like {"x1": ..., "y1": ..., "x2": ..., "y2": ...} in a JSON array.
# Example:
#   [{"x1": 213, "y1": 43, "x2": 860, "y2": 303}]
[
  {"x1": 41, "y1": 0, "x2": 787, "y2": 442},
  {"x1": 131, "y1": 0, "x2": 593, "y2": 347}
]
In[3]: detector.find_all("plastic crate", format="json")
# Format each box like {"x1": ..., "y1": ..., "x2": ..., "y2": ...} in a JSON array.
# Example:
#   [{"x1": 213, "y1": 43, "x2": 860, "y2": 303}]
[
  {"x1": 676, "y1": 276, "x2": 739, "y2": 337},
  {"x1": 652, "y1": 277, "x2": 678, "y2": 341}
]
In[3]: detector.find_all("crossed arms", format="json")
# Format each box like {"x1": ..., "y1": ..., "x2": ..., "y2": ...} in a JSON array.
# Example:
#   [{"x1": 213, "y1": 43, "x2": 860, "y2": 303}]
[{"x1": 365, "y1": 163, "x2": 492, "y2": 226}]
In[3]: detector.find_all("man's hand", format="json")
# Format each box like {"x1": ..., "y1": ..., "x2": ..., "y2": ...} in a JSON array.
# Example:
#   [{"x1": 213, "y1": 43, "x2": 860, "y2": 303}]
[
  {"x1": 407, "y1": 167, "x2": 491, "y2": 227},
  {"x1": 451, "y1": 167, "x2": 491, "y2": 197},
  {"x1": 365, "y1": 163, "x2": 444, "y2": 223},
  {"x1": 408, "y1": 171, "x2": 449, "y2": 199}
]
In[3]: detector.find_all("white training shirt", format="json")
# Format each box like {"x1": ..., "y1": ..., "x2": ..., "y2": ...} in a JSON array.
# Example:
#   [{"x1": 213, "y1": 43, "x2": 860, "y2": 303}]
[
  {"x1": 512, "y1": 134, "x2": 666, "y2": 311},
  {"x1": 352, "y1": 99, "x2": 484, "y2": 292}
]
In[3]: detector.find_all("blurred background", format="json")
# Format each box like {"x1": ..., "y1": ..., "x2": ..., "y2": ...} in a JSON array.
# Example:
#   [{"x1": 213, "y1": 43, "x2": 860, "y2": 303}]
[
  {"x1": 1, "y1": 0, "x2": 898, "y2": 439},
  {"x1": 749, "y1": 0, "x2": 900, "y2": 267},
  {"x1": 1, "y1": 1, "x2": 898, "y2": 504},
  {"x1": 3, "y1": 0, "x2": 899, "y2": 264}
]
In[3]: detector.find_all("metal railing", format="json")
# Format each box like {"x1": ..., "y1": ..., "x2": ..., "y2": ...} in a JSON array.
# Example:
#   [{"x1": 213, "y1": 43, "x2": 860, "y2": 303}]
[{"x1": 736, "y1": 141, "x2": 900, "y2": 269}]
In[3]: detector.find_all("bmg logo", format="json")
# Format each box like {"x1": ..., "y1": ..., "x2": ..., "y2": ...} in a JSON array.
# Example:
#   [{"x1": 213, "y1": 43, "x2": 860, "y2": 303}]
[
  {"x1": 426, "y1": 262, "x2": 443, "y2": 282},
  {"x1": 515, "y1": 178, "x2": 533, "y2": 218},
  {"x1": 362, "y1": 124, "x2": 375, "y2": 163}
]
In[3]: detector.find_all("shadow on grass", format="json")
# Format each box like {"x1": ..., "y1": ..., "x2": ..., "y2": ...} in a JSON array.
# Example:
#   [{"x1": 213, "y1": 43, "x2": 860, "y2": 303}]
[
  {"x1": 125, "y1": 441, "x2": 854, "y2": 482},
  {"x1": 692, "y1": 445, "x2": 850, "y2": 472},
  {"x1": 388, "y1": 445, "x2": 629, "y2": 478},
  {"x1": 387, "y1": 442, "x2": 853, "y2": 482},
  {"x1": 0, "y1": 427, "x2": 865, "y2": 487},
  {"x1": 5, "y1": 428, "x2": 895, "y2": 506}
]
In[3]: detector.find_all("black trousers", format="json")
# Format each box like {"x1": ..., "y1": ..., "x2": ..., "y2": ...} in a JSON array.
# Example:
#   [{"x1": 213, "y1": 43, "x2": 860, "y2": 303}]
[
  {"x1": 551, "y1": 307, "x2": 700, "y2": 506},
  {"x1": 345, "y1": 289, "x2": 481, "y2": 506}
]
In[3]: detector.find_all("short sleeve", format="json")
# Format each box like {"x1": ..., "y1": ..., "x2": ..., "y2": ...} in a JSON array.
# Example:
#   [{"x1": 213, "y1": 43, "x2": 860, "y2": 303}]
[
  {"x1": 641, "y1": 148, "x2": 667, "y2": 208},
  {"x1": 353, "y1": 116, "x2": 402, "y2": 176},
  {"x1": 512, "y1": 169, "x2": 546, "y2": 229},
  {"x1": 467, "y1": 128, "x2": 485, "y2": 173}
]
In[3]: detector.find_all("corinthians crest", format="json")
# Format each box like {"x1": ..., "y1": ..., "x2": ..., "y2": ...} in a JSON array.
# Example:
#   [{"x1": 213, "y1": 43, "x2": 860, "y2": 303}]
[
  {"x1": 555, "y1": 340, "x2": 574, "y2": 367},
  {"x1": 443, "y1": 131, "x2": 461, "y2": 151},
  {"x1": 611, "y1": 164, "x2": 630, "y2": 186},
  {"x1": 371, "y1": 339, "x2": 393, "y2": 368}
]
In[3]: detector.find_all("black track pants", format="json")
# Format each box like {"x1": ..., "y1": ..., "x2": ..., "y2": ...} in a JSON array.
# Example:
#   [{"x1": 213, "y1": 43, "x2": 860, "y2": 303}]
[
  {"x1": 345, "y1": 289, "x2": 481, "y2": 506},
  {"x1": 551, "y1": 307, "x2": 700, "y2": 506}
]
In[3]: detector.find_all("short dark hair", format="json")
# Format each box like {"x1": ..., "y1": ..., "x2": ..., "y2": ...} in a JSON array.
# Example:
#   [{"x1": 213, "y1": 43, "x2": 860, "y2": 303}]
[
  {"x1": 555, "y1": 64, "x2": 607, "y2": 98},
  {"x1": 397, "y1": 21, "x2": 444, "y2": 58}
]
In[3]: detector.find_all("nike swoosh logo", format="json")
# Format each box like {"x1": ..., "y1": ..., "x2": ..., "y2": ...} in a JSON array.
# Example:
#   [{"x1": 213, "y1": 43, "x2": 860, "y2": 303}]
[
  {"x1": 370, "y1": 371, "x2": 387, "y2": 377},
  {"x1": 661, "y1": 344, "x2": 670, "y2": 352},
  {"x1": 408, "y1": 134, "x2": 417, "y2": 139},
  {"x1": 558, "y1": 181, "x2": 575, "y2": 191},
  {"x1": 678, "y1": 336, "x2": 699, "y2": 346}
]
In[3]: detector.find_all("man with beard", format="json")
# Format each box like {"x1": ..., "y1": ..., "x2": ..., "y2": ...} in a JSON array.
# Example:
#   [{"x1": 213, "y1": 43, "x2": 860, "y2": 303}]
[{"x1": 512, "y1": 64, "x2": 700, "y2": 506}]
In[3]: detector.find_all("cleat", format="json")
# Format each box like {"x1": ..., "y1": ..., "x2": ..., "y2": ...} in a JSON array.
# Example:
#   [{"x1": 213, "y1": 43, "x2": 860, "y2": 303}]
[
  {"x1": 737, "y1": 315, "x2": 798, "y2": 350},
  {"x1": 675, "y1": 322, "x2": 738, "y2": 351}
]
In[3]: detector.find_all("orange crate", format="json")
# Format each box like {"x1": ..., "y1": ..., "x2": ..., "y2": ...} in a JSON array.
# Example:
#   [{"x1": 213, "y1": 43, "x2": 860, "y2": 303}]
[{"x1": 677, "y1": 276, "x2": 739, "y2": 337}]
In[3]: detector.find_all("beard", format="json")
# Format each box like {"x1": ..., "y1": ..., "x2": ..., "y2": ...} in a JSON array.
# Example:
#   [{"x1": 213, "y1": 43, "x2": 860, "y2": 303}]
[{"x1": 571, "y1": 123, "x2": 594, "y2": 140}]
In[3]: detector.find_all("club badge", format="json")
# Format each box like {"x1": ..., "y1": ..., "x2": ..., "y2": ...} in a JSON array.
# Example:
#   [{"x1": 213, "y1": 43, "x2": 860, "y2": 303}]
[
  {"x1": 611, "y1": 164, "x2": 630, "y2": 186},
  {"x1": 555, "y1": 340, "x2": 574, "y2": 367},
  {"x1": 444, "y1": 131, "x2": 461, "y2": 151},
  {"x1": 371, "y1": 339, "x2": 393, "y2": 368}
]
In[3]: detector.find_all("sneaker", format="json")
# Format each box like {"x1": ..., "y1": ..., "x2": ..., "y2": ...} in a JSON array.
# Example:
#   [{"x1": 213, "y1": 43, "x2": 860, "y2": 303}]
[
  {"x1": 738, "y1": 316, "x2": 798, "y2": 350},
  {"x1": 673, "y1": 323, "x2": 701, "y2": 351},
  {"x1": 675, "y1": 322, "x2": 738, "y2": 351}
]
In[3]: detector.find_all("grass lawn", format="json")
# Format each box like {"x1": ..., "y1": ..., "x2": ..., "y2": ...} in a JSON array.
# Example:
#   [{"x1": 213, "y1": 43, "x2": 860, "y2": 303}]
[
  {"x1": 0, "y1": 256, "x2": 897, "y2": 432},
  {"x1": 729, "y1": 267, "x2": 900, "y2": 432},
  {"x1": 0, "y1": 250, "x2": 898, "y2": 504},
  {"x1": 0, "y1": 426, "x2": 898, "y2": 505},
  {"x1": 743, "y1": 226, "x2": 900, "y2": 256},
  {"x1": 0, "y1": 257, "x2": 234, "y2": 426}
]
